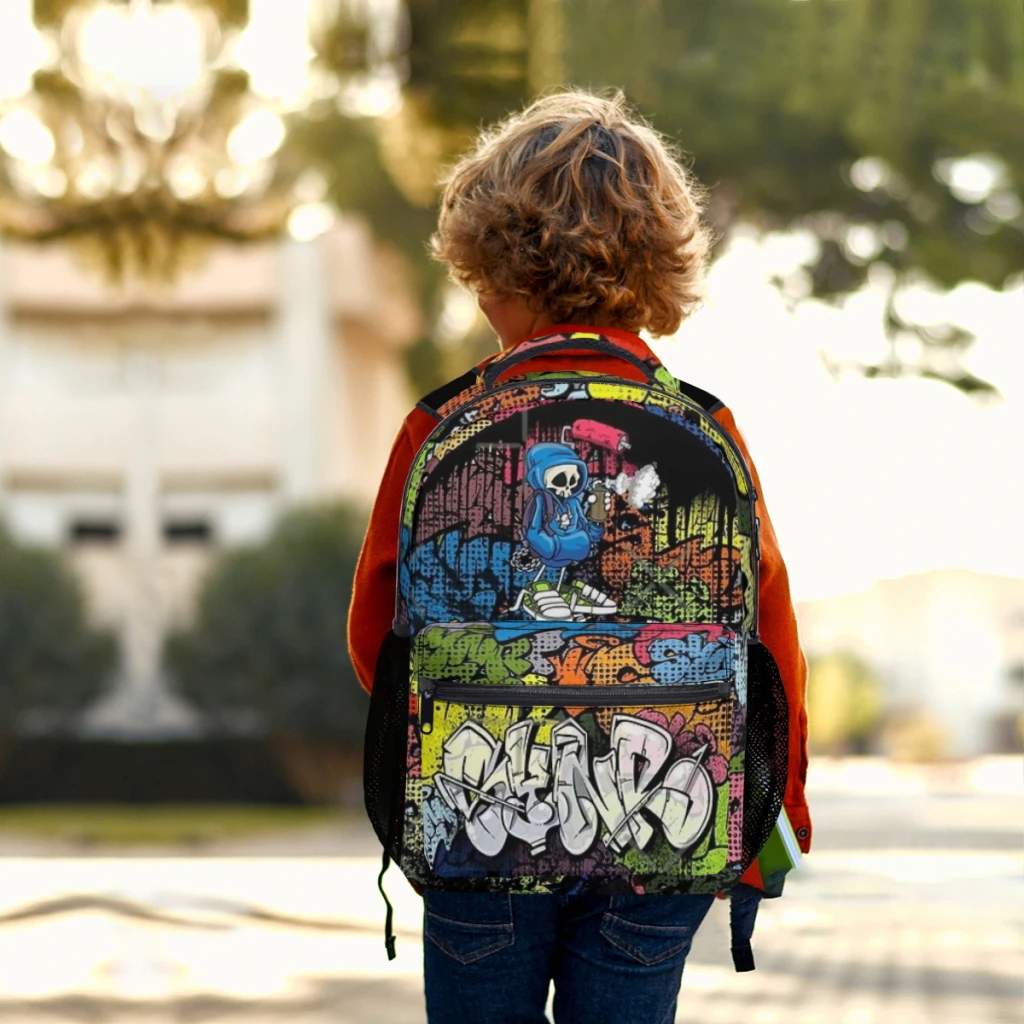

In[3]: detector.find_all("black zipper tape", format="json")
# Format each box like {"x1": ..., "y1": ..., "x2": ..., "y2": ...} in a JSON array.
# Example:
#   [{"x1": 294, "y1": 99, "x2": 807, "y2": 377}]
[{"x1": 418, "y1": 679, "x2": 730, "y2": 733}]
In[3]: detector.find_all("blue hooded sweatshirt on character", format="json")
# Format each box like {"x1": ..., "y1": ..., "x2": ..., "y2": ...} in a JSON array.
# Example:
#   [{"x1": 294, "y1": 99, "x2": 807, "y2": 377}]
[{"x1": 522, "y1": 442, "x2": 604, "y2": 568}]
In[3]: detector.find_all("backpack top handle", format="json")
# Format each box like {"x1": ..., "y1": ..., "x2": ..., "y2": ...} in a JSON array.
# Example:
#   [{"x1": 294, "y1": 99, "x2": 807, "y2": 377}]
[{"x1": 481, "y1": 333, "x2": 659, "y2": 389}]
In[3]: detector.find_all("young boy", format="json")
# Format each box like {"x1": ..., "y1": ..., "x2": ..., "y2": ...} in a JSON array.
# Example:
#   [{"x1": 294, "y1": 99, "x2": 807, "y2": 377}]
[{"x1": 350, "y1": 89, "x2": 810, "y2": 1024}]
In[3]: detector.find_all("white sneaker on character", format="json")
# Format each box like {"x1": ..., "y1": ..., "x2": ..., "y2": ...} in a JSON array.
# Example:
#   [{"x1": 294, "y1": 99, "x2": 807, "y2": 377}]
[
  {"x1": 521, "y1": 582, "x2": 573, "y2": 620},
  {"x1": 565, "y1": 580, "x2": 617, "y2": 616}
]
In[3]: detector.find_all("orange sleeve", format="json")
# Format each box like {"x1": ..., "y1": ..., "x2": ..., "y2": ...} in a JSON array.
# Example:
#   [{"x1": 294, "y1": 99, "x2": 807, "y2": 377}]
[
  {"x1": 348, "y1": 421, "x2": 418, "y2": 693},
  {"x1": 714, "y1": 406, "x2": 812, "y2": 854}
]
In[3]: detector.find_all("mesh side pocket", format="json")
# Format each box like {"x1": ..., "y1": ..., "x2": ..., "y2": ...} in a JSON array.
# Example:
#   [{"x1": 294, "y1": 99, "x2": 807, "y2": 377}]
[
  {"x1": 741, "y1": 641, "x2": 789, "y2": 871},
  {"x1": 363, "y1": 629, "x2": 410, "y2": 862}
]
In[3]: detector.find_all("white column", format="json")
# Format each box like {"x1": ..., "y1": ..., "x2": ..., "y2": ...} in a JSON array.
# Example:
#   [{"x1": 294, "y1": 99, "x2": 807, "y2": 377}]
[
  {"x1": 121, "y1": 344, "x2": 163, "y2": 728},
  {"x1": 277, "y1": 235, "x2": 333, "y2": 503},
  {"x1": 84, "y1": 342, "x2": 194, "y2": 737},
  {"x1": 324, "y1": 306, "x2": 355, "y2": 497}
]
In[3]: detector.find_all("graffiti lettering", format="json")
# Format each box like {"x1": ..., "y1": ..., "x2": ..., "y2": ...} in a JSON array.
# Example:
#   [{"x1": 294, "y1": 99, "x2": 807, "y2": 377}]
[{"x1": 434, "y1": 716, "x2": 713, "y2": 860}]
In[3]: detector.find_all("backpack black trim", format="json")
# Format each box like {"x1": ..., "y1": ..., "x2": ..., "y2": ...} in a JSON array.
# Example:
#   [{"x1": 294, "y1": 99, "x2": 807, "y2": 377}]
[
  {"x1": 416, "y1": 365, "x2": 723, "y2": 420},
  {"x1": 416, "y1": 369, "x2": 481, "y2": 420}
]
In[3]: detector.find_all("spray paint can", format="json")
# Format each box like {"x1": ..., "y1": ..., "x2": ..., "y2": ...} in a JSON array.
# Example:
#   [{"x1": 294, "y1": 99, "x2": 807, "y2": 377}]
[{"x1": 587, "y1": 480, "x2": 612, "y2": 522}]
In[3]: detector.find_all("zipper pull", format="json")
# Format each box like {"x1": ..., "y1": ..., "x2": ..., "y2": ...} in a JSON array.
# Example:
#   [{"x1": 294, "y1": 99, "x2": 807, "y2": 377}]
[{"x1": 419, "y1": 680, "x2": 435, "y2": 734}]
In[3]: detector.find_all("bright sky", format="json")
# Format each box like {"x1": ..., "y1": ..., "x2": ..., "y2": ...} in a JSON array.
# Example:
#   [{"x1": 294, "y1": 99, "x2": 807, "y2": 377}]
[
  {"x1": 0, "y1": 0, "x2": 50, "y2": 100},
  {"x1": 0, "y1": 0, "x2": 318, "y2": 107},
  {"x1": 232, "y1": 0, "x2": 317, "y2": 108},
  {"x1": 650, "y1": 229, "x2": 1023, "y2": 602}
]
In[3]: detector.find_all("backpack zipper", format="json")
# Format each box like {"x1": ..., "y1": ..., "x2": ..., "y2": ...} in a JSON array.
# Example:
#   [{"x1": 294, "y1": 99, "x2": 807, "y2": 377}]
[{"x1": 418, "y1": 678, "x2": 730, "y2": 733}]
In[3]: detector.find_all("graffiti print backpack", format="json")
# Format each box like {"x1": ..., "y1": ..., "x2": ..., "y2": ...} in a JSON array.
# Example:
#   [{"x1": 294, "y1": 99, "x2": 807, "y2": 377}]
[{"x1": 364, "y1": 332, "x2": 789, "y2": 961}]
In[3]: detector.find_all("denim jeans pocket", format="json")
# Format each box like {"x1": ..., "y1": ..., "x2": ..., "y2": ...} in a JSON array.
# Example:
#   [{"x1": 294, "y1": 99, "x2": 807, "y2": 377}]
[
  {"x1": 600, "y1": 914, "x2": 695, "y2": 966},
  {"x1": 424, "y1": 892, "x2": 515, "y2": 965},
  {"x1": 599, "y1": 895, "x2": 709, "y2": 967}
]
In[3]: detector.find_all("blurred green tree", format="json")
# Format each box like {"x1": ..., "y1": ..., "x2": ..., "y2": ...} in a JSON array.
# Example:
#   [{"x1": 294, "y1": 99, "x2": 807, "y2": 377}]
[
  {"x1": 561, "y1": 0, "x2": 1023, "y2": 398},
  {"x1": 165, "y1": 504, "x2": 369, "y2": 802},
  {"x1": 301, "y1": 0, "x2": 1022, "y2": 397},
  {"x1": 0, "y1": 526, "x2": 116, "y2": 734}
]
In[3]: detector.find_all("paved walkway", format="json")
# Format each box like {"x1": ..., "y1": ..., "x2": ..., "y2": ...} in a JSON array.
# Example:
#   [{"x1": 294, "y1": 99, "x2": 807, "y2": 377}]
[{"x1": 0, "y1": 758, "x2": 1020, "y2": 1023}]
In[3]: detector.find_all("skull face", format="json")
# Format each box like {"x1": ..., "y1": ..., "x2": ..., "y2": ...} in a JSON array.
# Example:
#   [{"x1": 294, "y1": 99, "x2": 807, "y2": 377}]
[{"x1": 543, "y1": 463, "x2": 581, "y2": 498}]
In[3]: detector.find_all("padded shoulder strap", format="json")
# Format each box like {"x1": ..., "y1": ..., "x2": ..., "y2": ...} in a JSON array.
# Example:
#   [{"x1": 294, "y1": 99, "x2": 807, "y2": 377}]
[
  {"x1": 415, "y1": 368, "x2": 481, "y2": 421},
  {"x1": 729, "y1": 889, "x2": 761, "y2": 972},
  {"x1": 671, "y1": 377, "x2": 724, "y2": 415}
]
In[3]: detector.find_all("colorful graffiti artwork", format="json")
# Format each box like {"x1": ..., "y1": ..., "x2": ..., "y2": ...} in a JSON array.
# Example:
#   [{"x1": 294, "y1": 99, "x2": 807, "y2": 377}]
[
  {"x1": 399, "y1": 381, "x2": 754, "y2": 632},
  {"x1": 401, "y1": 622, "x2": 746, "y2": 891},
  {"x1": 395, "y1": 345, "x2": 755, "y2": 894}
]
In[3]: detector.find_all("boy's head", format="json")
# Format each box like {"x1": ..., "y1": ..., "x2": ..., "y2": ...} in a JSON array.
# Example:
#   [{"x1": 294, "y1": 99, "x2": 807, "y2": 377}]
[{"x1": 431, "y1": 88, "x2": 712, "y2": 344}]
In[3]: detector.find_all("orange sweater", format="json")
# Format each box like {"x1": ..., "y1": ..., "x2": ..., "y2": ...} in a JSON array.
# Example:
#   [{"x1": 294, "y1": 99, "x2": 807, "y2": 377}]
[{"x1": 348, "y1": 325, "x2": 812, "y2": 860}]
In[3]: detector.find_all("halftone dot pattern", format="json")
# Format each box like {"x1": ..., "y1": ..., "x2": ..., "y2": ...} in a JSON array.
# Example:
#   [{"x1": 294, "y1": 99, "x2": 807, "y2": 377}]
[
  {"x1": 431, "y1": 419, "x2": 491, "y2": 461},
  {"x1": 697, "y1": 700, "x2": 732, "y2": 745},
  {"x1": 728, "y1": 758, "x2": 745, "y2": 862}
]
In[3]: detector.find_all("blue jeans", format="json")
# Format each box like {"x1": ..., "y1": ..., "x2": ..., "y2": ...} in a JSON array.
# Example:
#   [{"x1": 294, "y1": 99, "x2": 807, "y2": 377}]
[{"x1": 422, "y1": 891, "x2": 715, "y2": 1024}]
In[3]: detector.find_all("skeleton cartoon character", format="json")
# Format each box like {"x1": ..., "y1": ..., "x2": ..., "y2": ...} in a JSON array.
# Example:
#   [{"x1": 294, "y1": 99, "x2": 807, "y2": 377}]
[{"x1": 513, "y1": 440, "x2": 617, "y2": 620}]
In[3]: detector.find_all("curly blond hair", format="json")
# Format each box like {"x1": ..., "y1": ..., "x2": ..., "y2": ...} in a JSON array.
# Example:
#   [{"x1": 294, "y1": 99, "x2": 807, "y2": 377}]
[{"x1": 431, "y1": 89, "x2": 712, "y2": 337}]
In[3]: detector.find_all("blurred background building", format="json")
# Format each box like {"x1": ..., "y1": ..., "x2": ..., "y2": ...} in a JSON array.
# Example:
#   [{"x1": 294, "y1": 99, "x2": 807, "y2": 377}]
[
  {"x1": 1, "y1": 224, "x2": 415, "y2": 737},
  {"x1": 0, "y1": 226, "x2": 417, "y2": 737}
]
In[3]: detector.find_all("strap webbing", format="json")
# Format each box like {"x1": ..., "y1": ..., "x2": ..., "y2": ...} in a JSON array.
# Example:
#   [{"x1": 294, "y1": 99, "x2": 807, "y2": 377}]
[
  {"x1": 416, "y1": 368, "x2": 481, "y2": 420},
  {"x1": 378, "y1": 849, "x2": 396, "y2": 960},
  {"x1": 729, "y1": 891, "x2": 761, "y2": 972}
]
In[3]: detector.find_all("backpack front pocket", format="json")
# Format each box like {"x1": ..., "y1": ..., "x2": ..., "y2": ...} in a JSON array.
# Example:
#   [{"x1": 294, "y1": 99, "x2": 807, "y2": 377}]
[{"x1": 404, "y1": 621, "x2": 744, "y2": 888}]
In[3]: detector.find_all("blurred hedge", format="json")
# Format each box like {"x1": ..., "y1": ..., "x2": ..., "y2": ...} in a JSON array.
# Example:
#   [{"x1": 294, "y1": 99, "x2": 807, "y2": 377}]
[
  {"x1": 165, "y1": 504, "x2": 369, "y2": 746},
  {"x1": 0, "y1": 526, "x2": 116, "y2": 734}
]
